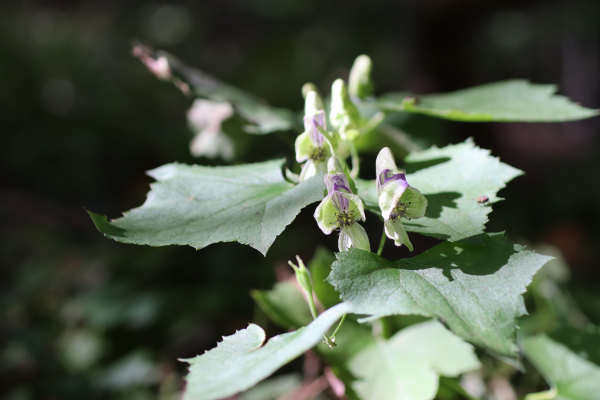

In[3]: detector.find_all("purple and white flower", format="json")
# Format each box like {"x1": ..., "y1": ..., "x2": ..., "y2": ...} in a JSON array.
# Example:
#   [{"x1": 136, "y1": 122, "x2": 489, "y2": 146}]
[
  {"x1": 295, "y1": 92, "x2": 335, "y2": 181},
  {"x1": 314, "y1": 158, "x2": 370, "y2": 252},
  {"x1": 376, "y1": 147, "x2": 427, "y2": 251}
]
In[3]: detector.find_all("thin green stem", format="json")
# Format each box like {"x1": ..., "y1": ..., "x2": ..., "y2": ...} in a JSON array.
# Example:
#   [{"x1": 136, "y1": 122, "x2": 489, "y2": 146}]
[
  {"x1": 348, "y1": 139, "x2": 360, "y2": 178},
  {"x1": 358, "y1": 111, "x2": 386, "y2": 136},
  {"x1": 525, "y1": 388, "x2": 558, "y2": 400},
  {"x1": 377, "y1": 226, "x2": 386, "y2": 256},
  {"x1": 329, "y1": 314, "x2": 347, "y2": 339},
  {"x1": 306, "y1": 293, "x2": 319, "y2": 320}
]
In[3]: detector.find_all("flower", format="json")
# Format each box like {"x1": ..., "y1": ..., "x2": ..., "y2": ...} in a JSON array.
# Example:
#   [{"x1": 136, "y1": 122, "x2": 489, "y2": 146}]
[
  {"x1": 314, "y1": 158, "x2": 370, "y2": 252},
  {"x1": 295, "y1": 91, "x2": 335, "y2": 181},
  {"x1": 330, "y1": 79, "x2": 361, "y2": 140},
  {"x1": 187, "y1": 99, "x2": 235, "y2": 161},
  {"x1": 376, "y1": 147, "x2": 427, "y2": 251}
]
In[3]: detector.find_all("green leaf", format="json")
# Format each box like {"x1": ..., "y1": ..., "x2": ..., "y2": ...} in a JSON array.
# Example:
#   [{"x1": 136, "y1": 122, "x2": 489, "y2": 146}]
[
  {"x1": 371, "y1": 80, "x2": 599, "y2": 122},
  {"x1": 160, "y1": 50, "x2": 299, "y2": 134},
  {"x1": 521, "y1": 327, "x2": 600, "y2": 400},
  {"x1": 349, "y1": 320, "x2": 480, "y2": 400},
  {"x1": 239, "y1": 373, "x2": 302, "y2": 400},
  {"x1": 309, "y1": 247, "x2": 341, "y2": 309},
  {"x1": 251, "y1": 281, "x2": 313, "y2": 330},
  {"x1": 355, "y1": 139, "x2": 522, "y2": 243},
  {"x1": 180, "y1": 302, "x2": 350, "y2": 400},
  {"x1": 328, "y1": 233, "x2": 553, "y2": 361},
  {"x1": 88, "y1": 160, "x2": 325, "y2": 255}
]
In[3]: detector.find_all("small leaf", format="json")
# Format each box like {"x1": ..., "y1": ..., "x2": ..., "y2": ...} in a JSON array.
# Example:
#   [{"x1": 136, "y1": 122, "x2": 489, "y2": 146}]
[
  {"x1": 309, "y1": 247, "x2": 341, "y2": 309},
  {"x1": 239, "y1": 373, "x2": 302, "y2": 400},
  {"x1": 521, "y1": 326, "x2": 600, "y2": 400},
  {"x1": 355, "y1": 139, "x2": 522, "y2": 243},
  {"x1": 349, "y1": 320, "x2": 480, "y2": 400},
  {"x1": 328, "y1": 233, "x2": 552, "y2": 361},
  {"x1": 88, "y1": 160, "x2": 325, "y2": 255},
  {"x1": 160, "y1": 50, "x2": 299, "y2": 134},
  {"x1": 180, "y1": 302, "x2": 350, "y2": 400},
  {"x1": 371, "y1": 80, "x2": 598, "y2": 122},
  {"x1": 251, "y1": 281, "x2": 313, "y2": 330}
]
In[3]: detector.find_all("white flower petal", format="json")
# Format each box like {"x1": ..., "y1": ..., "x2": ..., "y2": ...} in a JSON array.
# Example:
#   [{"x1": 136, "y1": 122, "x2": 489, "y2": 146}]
[
  {"x1": 340, "y1": 223, "x2": 370, "y2": 252},
  {"x1": 384, "y1": 218, "x2": 413, "y2": 251}
]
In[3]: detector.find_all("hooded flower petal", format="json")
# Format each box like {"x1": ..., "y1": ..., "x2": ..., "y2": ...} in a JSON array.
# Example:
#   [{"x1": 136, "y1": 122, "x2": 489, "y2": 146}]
[
  {"x1": 304, "y1": 90, "x2": 324, "y2": 118},
  {"x1": 339, "y1": 223, "x2": 370, "y2": 252},
  {"x1": 376, "y1": 147, "x2": 406, "y2": 196},
  {"x1": 378, "y1": 178, "x2": 409, "y2": 220},
  {"x1": 327, "y1": 157, "x2": 344, "y2": 175},
  {"x1": 384, "y1": 218, "x2": 413, "y2": 251},
  {"x1": 305, "y1": 110, "x2": 327, "y2": 147},
  {"x1": 376, "y1": 147, "x2": 400, "y2": 176}
]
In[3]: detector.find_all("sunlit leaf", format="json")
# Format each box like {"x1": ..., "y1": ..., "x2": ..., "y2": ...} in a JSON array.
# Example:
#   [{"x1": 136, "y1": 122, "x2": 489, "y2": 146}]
[
  {"x1": 328, "y1": 233, "x2": 553, "y2": 362},
  {"x1": 181, "y1": 303, "x2": 350, "y2": 400},
  {"x1": 349, "y1": 320, "x2": 480, "y2": 400},
  {"x1": 88, "y1": 160, "x2": 325, "y2": 255},
  {"x1": 521, "y1": 326, "x2": 600, "y2": 400},
  {"x1": 369, "y1": 80, "x2": 598, "y2": 122},
  {"x1": 355, "y1": 139, "x2": 522, "y2": 244}
]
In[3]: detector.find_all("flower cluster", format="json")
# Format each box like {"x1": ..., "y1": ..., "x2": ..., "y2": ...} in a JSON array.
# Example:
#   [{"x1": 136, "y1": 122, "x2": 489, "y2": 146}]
[
  {"x1": 376, "y1": 147, "x2": 428, "y2": 251},
  {"x1": 314, "y1": 158, "x2": 370, "y2": 252},
  {"x1": 296, "y1": 61, "x2": 426, "y2": 253}
]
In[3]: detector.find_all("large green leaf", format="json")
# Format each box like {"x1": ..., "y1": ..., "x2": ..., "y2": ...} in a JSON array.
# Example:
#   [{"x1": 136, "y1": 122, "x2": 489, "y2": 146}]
[
  {"x1": 328, "y1": 233, "x2": 552, "y2": 361},
  {"x1": 88, "y1": 160, "x2": 325, "y2": 255},
  {"x1": 355, "y1": 139, "x2": 522, "y2": 244},
  {"x1": 180, "y1": 302, "x2": 350, "y2": 400},
  {"x1": 349, "y1": 320, "x2": 480, "y2": 400},
  {"x1": 521, "y1": 327, "x2": 600, "y2": 400},
  {"x1": 158, "y1": 50, "x2": 298, "y2": 134},
  {"x1": 369, "y1": 80, "x2": 598, "y2": 122}
]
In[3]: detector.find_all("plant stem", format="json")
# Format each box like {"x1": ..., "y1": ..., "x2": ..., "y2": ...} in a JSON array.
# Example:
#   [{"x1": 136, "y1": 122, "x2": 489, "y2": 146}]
[
  {"x1": 525, "y1": 388, "x2": 558, "y2": 400},
  {"x1": 358, "y1": 111, "x2": 386, "y2": 136},
  {"x1": 348, "y1": 139, "x2": 360, "y2": 178},
  {"x1": 329, "y1": 314, "x2": 346, "y2": 339},
  {"x1": 305, "y1": 293, "x2": 319, "y2": 320},
  {"x1": 377, "y1": 227, "x2": 386, "y2": 256}
]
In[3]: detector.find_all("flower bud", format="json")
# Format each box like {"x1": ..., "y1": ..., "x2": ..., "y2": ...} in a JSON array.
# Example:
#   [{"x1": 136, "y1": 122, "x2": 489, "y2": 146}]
[
  {"x1": 302, "y1": 83, "x2": 319, "y2": 99},
  {"x1": 348, "y1": 55, "x2": 374, "y2": 99},
  {"x1": 330, "y1": 79, "x2": 361, "y2": 138},
  {"x1": 289, "y1": 256, "x2": 313, "y2": 297}
]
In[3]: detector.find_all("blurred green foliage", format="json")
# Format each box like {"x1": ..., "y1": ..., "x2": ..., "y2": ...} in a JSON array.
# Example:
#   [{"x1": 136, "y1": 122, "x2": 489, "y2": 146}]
[{"x1": 1, "y1": 0, "x2": 600, "y2": 399}]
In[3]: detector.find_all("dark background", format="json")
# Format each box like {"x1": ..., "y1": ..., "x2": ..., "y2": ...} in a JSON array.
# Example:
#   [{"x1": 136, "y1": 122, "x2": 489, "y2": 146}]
[{"x1": 2, "y1": 0, "x2": 599, "y2": 399}]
